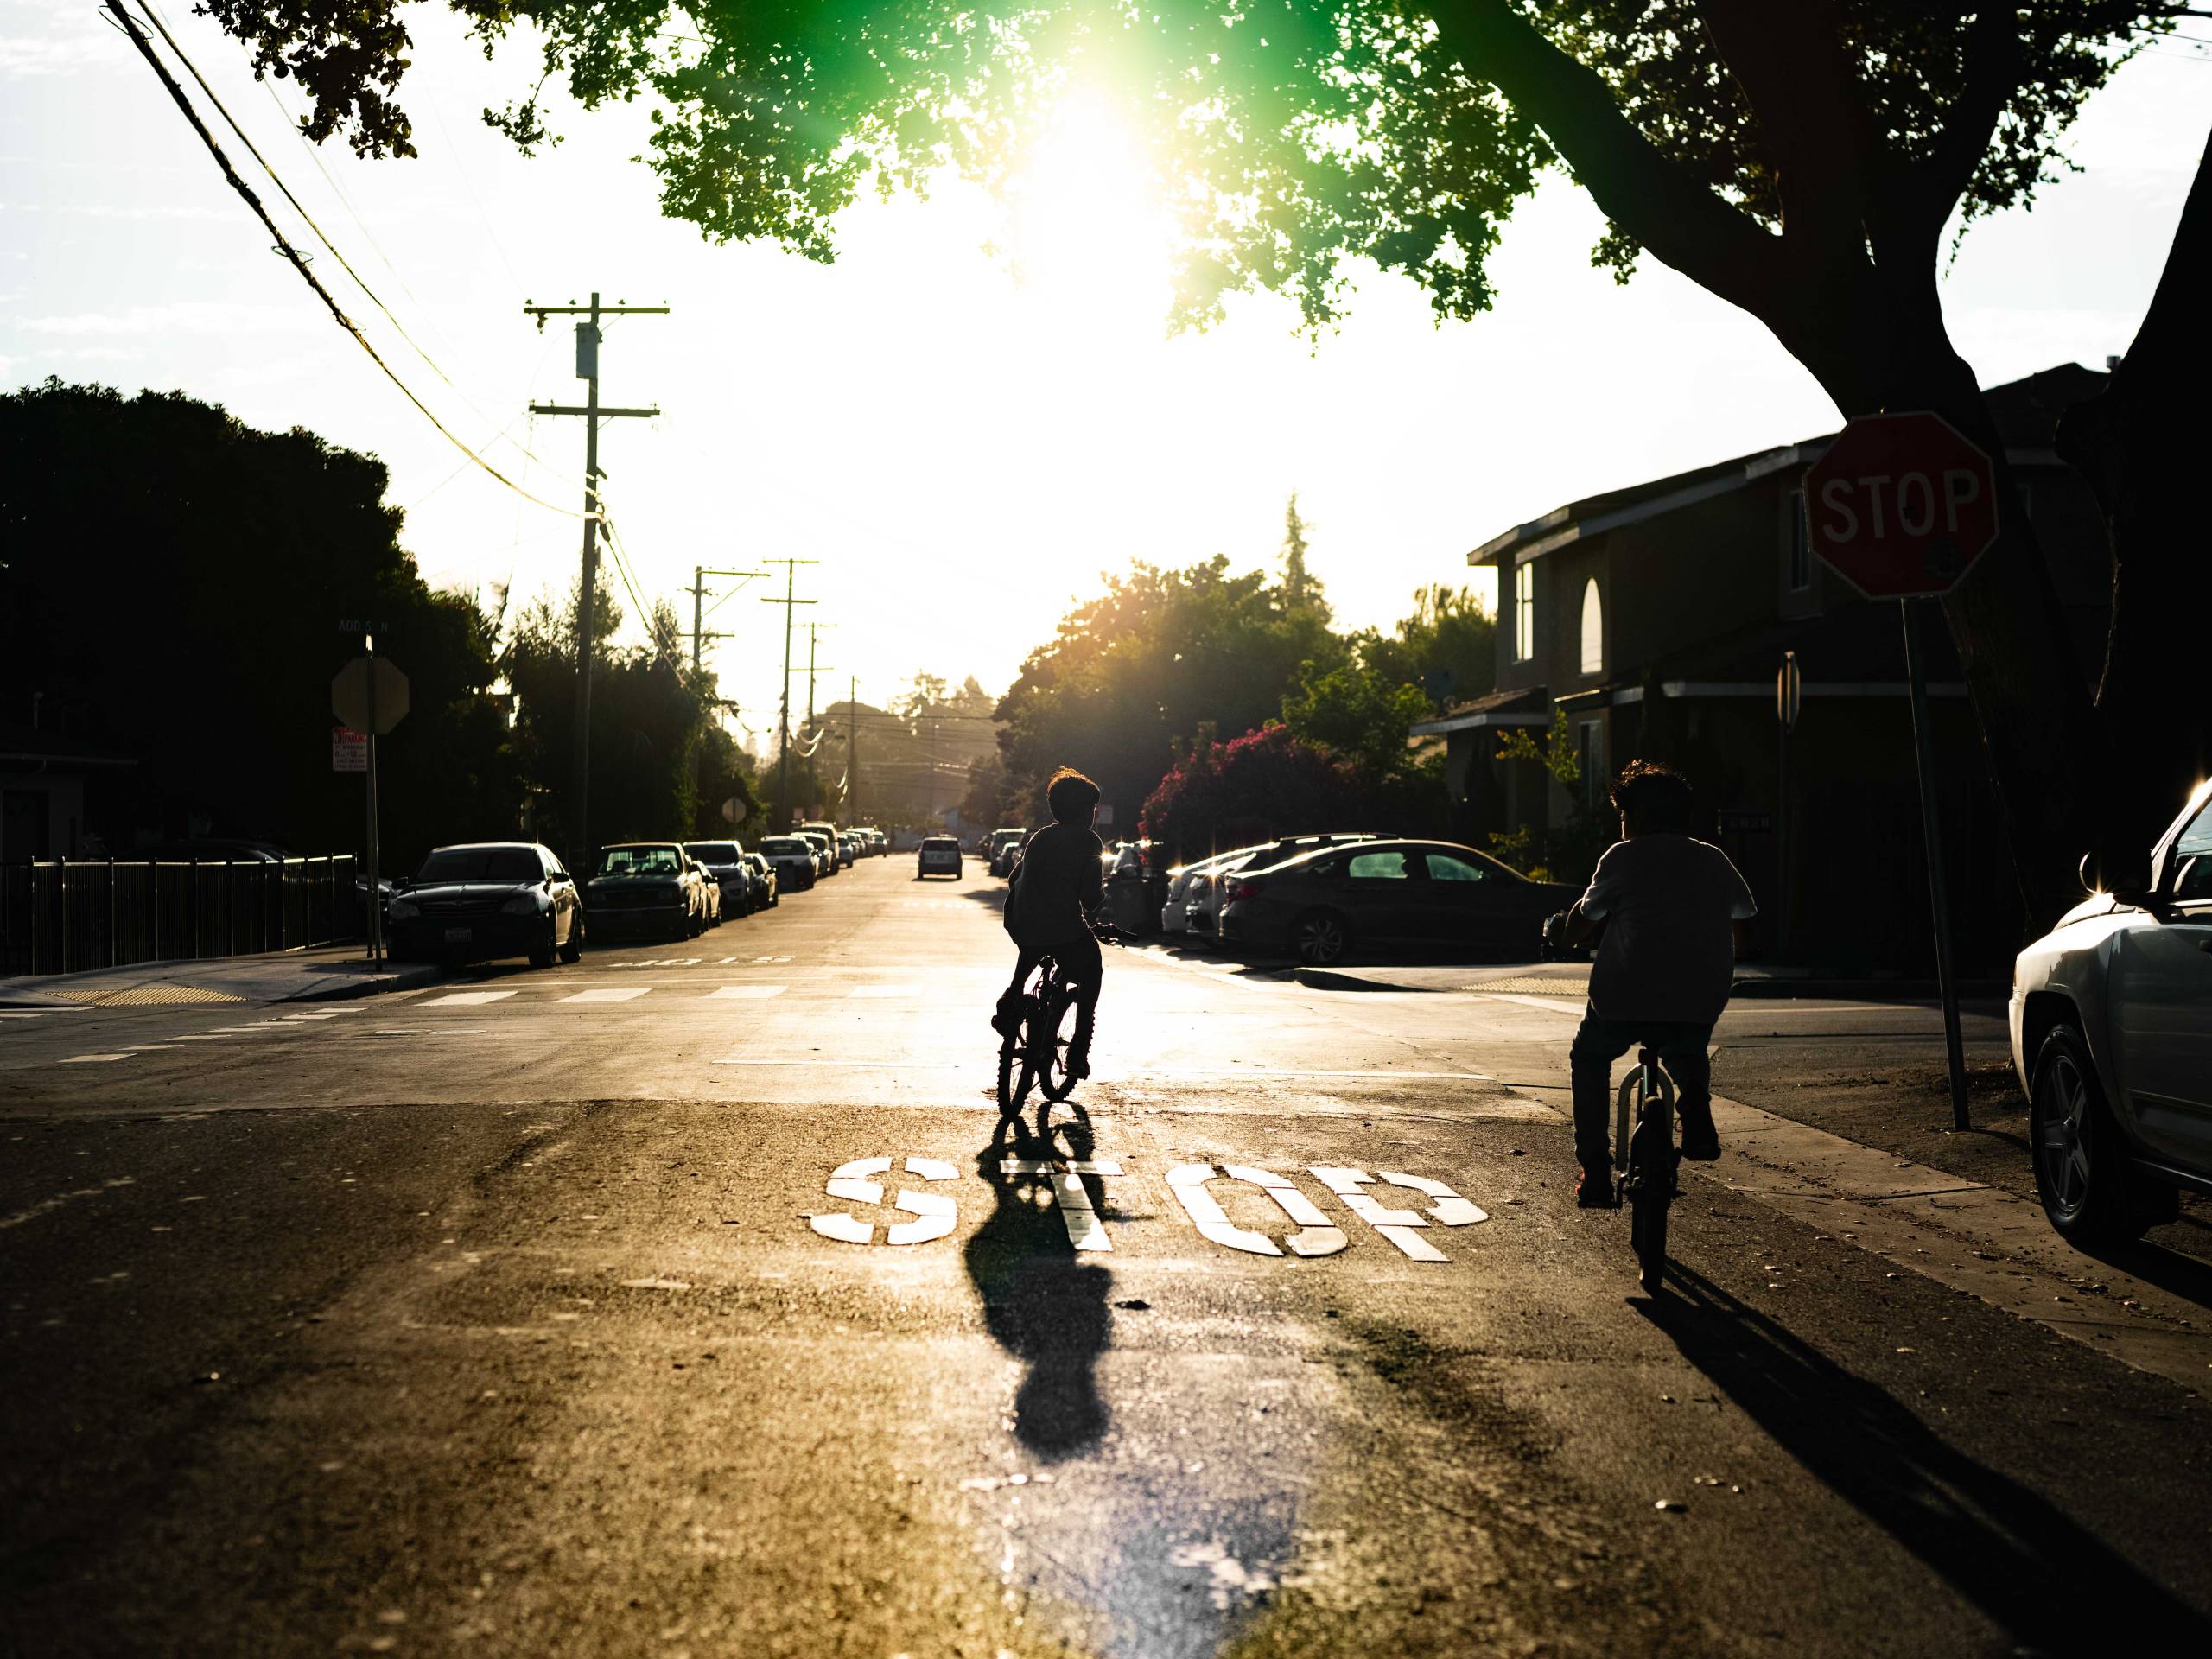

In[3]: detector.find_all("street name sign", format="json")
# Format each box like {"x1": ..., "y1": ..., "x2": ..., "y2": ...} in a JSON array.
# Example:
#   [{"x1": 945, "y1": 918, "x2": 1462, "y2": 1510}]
[
  {"x1": 332, "y1": 727, "x2": 367, "y2": 772},
  {"x1": 1804, "y1": 412, "x2": 1999, "y2": 598},
  {"x1": 330, "y1": 656, "x2": 409, "y2": 734}
]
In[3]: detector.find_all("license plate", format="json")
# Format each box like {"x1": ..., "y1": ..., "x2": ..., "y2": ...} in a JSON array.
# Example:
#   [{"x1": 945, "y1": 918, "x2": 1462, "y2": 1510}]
[{"x1": 443, "y1": 926, "x2": 473, "y2": 943}]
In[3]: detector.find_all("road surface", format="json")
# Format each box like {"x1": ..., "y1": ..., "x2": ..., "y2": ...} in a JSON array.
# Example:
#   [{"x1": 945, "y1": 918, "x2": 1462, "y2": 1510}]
[{"x1": 3, "y1": 859, "x2": 2208, "y2": 1656}]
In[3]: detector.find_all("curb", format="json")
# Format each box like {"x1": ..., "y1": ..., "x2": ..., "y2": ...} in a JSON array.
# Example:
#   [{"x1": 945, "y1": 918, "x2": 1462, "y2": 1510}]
[
  {"x1": 278, "y1": 962, "x2": 446, "y2": 1003},
  {"x1": 1729, "y1": 976, "x2": 2006, "y2": 1001}
]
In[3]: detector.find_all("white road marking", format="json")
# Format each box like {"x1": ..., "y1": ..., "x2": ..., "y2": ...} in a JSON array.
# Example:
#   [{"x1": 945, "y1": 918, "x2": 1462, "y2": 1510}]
[
  {"x1": 1, "y1": 1175, "x2": 135, "y2": 1230},
  {"x1": 163, "y1": 1035, "x2": 230, "y2": 1043},
  {"x1": 1477, "y1": 994, "x2": 1583, "y2": 1014},
  {"x1": 810, "y1": 1156, "x2": 960, "y2": 1246},
  {"x1": 1306, "y1": 1166, "x2": 1487, "y2": 1261},
  {"x1": 281, "y1": 1012, "x2": 339, "y2": 1021},
  {"x1": 61, "y1": 1053, "x2": 136, "y2": 1064},
  {"x1": 423, "y1": 989, "x2": 519, "y2": 1007},
  {"x1": 848, "y1": 984, "x2": 920, "y2": 999},
  {"x1": 1164, "y1": 1164, "x2": 1346, "y2": 1257},
  {"x1": 709, "y1": 985, "x2": 787, "y2": 1000},
  {"x1": 560, "y1": 988, "x2": 651, "y2": 1004},
  {"x1": 0, "y1": 1011, "x2": 63, "y2": 1020},
  {"x1": 1002, "y1": 1159, "x2": 1124, "y2": 1251}
]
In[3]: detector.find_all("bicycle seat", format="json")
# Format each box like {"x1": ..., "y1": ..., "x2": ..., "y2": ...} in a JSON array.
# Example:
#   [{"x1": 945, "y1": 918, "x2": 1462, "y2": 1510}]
[{"x1": 1637, "y1": 1046, "x2": 1661, "y2": 1067}]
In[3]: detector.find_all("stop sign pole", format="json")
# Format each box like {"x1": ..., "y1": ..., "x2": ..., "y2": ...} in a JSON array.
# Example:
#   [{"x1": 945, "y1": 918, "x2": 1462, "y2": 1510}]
[{"x1": 1806, "y1": 413, "x2": 1999, "y2": 1133}]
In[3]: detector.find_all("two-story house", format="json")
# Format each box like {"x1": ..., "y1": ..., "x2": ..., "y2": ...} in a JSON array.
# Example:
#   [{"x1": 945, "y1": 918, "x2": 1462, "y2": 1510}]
[{"x1": 1413, "y1": 364, "x2": 2113, "y2": 974}]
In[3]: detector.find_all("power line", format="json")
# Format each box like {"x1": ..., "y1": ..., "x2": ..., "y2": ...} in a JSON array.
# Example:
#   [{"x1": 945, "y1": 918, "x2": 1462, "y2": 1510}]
[{"x1": 105, "y1": 1, "x2": 586, "y2": 518}]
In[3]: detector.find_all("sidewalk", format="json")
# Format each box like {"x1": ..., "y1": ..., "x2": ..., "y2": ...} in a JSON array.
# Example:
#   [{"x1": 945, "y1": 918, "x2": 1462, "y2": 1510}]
[
  {"x1": 0, "y1": 944, "x2": 441, "y2": 1008},
  {"x1": 1289, "y1": 959, "x2": 2005, "y2": 1001}
]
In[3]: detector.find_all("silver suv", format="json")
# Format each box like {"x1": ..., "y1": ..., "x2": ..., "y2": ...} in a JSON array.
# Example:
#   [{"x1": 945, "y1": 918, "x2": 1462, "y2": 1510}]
[{"x1": 2012, "y1": 781, "x2": 2212, "y2": 1242}]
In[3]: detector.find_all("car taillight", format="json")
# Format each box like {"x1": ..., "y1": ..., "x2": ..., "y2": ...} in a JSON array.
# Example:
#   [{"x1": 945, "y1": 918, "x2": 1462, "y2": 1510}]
[{"x1": 1225, "y1": 875, "x2": 1266, "y2": 903}]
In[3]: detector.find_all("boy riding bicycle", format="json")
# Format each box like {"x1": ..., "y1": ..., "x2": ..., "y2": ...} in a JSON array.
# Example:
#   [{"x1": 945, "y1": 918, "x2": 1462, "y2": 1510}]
[
  {"x1": 994, "y1": 768, "x2": 1107, "y2": 1081},
  {"x1": 1554, "y1": 761, "x2": 1757, "y2": 1209}
]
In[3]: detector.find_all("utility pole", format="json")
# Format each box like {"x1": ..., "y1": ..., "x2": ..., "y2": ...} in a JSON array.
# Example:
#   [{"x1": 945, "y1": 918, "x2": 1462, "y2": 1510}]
[
  {"x1": 803, "y1": 622, "x2": 836, "y2": 821},
  {"x1": 688, "y1": 565, "x2": 767, "y2": 673},
  {"x1": 759, "y1": 560, "x2": 818, "y2": 832},
  {"x1": 849, "y1": 676, "x2": 860, "y2": 825},
  {"x1": 525, "y1": 292, "x2": 667, "y2": 876}
]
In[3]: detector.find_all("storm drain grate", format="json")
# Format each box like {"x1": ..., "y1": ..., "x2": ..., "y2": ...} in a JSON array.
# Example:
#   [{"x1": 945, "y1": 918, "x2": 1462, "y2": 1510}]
[{"x1": 60, "y1": 984, "x2": 248, "y2": 1007}]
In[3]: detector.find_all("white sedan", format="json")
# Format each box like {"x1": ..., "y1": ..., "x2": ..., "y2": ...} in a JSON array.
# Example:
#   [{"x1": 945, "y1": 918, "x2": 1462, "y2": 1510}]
[
  {"x1": 917, "y1": 836, "x2": 963, "y2": 880},
  {"x1": 2012, "y1": 779, "x2": 2212, "y2": 1242}
]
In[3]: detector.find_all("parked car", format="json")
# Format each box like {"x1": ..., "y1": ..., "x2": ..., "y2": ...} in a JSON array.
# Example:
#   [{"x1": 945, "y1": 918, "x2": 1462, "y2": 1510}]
[
  {"x1": 796, "y1": 830, "x2": 834, "y2": 878},
  {"x1": 917, "y1": 836, "x2": 963, "y2": 880},
  {"x1": 989, "y1": 828, "x2": 1027, "y2": 877},
  {"x1": 387, "y1": 841, "x2": 582, "y2": 967},
  {"x1": 743, "y1": 851, "x2": 779, "y2": 907},
  {"x1": 1185, "y1": 834, "x2": 1382, "y2": 941},
  {"x1": 800, "y1": 822, "x2": 843, "y2": 874},
  {"x1": 685, "y1": 840, "x2": 754, "y2": 915},
  {"x1": 1218, "y1": 839, "x2": 1574, "y2": 965},
  {"x1": 586, "y1": 842, "x2": 703, "y2": 942},
  {"x1": 760, "y1": 835, "x2": 817, "y2": 892},
  {"x1": 687, "y1": 850, "x2": 723, "y2": 927},
  {"x1": 1161, "y1": 849, "x2": 1259, "y2": 936},
  {"x1": 2012, "y1": 779, "x2": 2212, "y2": 1243},
  {"x1": 849, "y1": 826, "x2": 882, "y2": 858}
]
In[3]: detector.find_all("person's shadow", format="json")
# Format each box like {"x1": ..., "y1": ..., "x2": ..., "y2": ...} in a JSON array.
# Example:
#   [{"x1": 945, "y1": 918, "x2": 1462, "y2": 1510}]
[
  {"x1": 1640, "y1": 1266, "x2": 2212, "y2": 1648},
  {"x1": 963, "y1": 1101, "x2": 1113, "y2": 1459}
]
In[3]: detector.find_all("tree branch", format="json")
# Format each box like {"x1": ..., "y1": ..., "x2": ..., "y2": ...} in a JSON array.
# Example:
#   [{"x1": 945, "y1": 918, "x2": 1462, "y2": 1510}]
[
  {"x1": 1893, "y1": 5, "x2": 2020, "y2": 255},
  {"x1": 1428, "y1": 0, "x2": 1783, "y2": 320},
  {"x1": 1694, "y1": 0, "x2": 1866, "y2": 253}
]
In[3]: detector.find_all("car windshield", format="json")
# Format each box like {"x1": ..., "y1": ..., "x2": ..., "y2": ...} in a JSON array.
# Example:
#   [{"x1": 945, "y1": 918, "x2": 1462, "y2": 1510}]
[
  {"x1": 595, "y1": 846, "x2": 681, "y2": 877},
  {"x1": 924, "y1": 838, "x2": 957, "y2": 849},
  {"x1": 688, "y1": 842, "x2": 740, "y2": 863},
  {"x1": 416, "y1": 847, "x2": 541, "y2": 884}
]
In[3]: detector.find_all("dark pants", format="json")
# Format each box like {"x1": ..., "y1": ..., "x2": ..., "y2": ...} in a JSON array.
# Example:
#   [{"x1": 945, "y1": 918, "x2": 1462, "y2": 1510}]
[
  {"x1": 1569, "y1": 1010, "x2": 1714, "y2": 1171},
  {"x1": 1009, "y1": 931, "x2": 1103, "y2": 1052}
]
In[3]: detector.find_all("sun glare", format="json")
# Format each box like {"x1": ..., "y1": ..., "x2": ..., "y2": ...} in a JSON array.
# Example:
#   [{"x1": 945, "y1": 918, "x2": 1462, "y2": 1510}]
[{"x1": 1004, "y1": 88, "x2": 1177, "y2": 329}]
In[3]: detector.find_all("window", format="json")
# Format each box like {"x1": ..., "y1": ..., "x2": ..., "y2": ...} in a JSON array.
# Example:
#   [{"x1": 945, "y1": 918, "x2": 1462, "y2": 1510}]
[
  {"x1": 1579, "y1": 577, "x2": 1604, "y2": 676},
  {"x1": 1512, "y1": 562, "x2": 1535, "y2": 662},
  {"x1": 1346, "y1": 850, "x2": 1414, "y2": 880},
  {"x1": 1786, "y1": 489, "x2": 1812, "y2": 591},
  {"x1": 594, "y1": 845, "x2": 680, "y2": 877},
  {"x1": 1576, "y1": 720, "x2": 1605, "y2": 810},
  {"x1": 1424, "y1": 852, "x2": 1488, "y2": 883}
]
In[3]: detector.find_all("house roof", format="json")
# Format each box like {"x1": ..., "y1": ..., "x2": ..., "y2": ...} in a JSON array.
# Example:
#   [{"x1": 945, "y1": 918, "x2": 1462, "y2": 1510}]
[
  {"x1": 1469, "y1": 363, "x2": 2108, "y2": 569},
  {"x1": 1409, "y1": 684, "x2": 1553, "y2": 737},
  {"x1": 0, "y1": 723, "x2": 137, "y2": 769}
]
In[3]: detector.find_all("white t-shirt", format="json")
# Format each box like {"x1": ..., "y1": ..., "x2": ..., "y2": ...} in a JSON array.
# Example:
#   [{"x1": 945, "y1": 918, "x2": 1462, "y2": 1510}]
[{"x1": 1578, "y1": 834, "x2": 1758, "y2": 1026}]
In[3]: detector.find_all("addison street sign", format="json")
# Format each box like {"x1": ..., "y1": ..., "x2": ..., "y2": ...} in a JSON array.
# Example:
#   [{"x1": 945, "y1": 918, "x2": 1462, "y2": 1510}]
[{"x1": 1804, "y1": 411, "x2": 1999, "y2": 599}]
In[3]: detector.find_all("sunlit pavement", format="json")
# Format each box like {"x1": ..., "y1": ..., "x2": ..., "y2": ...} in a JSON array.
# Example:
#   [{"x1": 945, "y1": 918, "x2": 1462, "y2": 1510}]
[{"x1": 3, "y1": 861, "x2": 2209, "y2": 1656}]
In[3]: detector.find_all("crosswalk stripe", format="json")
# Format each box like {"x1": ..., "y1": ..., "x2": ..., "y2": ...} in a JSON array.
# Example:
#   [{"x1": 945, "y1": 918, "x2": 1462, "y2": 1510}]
[
  {"x1": 848, "y1": 985, "x2": 921, "y2": 999},
  {"x1": 62, "y1": 1053, "x2": 135, "y2": 1063},
  {"x1": 559, "y1": 987, "x2": 651, "y2": 1004},
  {"x1": 709, "y1": 985, "x2": 787, "y2": 1000},
  {"x1": 424, "y1": 990, "x2": 520, "y2": 1007}
]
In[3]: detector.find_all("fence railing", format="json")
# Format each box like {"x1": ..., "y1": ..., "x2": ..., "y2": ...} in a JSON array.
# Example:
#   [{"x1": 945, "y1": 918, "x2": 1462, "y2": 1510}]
[{"x1": 0, "y1": 856, "x2": 361, "y2": 976}]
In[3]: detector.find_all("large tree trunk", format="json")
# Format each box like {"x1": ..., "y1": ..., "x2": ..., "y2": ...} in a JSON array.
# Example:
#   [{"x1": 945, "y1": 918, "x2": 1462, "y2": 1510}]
[{"x1": 2056, "y1": 123, "x2": 2212, "y2": 861}]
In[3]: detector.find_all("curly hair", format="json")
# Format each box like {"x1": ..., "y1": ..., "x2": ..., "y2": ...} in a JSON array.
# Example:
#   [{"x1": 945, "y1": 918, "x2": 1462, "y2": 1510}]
[
  {"x1": 1046, "y1": 767, "x2": 1102, "y2": 825},
  {"x1": 1609, "y1": 760, "x2": 1695, "y2": 833}
]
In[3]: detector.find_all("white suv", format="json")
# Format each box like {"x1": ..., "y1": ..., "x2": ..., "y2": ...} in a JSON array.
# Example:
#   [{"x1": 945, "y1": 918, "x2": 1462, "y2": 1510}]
[
  {"x1": 2012, "y1": 780, "x2": 2212, "y2": 1242},
  {"x1": 917, "y1": 836, "x2": 963, "y2": 880}
]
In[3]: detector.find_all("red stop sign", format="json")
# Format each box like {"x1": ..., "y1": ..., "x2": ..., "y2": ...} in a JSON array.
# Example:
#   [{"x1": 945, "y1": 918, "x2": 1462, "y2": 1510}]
[{"x1": 1803, "y1": 412, "x2": 1999, "y2": 598}]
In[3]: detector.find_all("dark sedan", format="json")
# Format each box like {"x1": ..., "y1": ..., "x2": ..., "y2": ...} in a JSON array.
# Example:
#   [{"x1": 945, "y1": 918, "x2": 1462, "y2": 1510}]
[
  {"x1": 386, "y1": 842, "x2": 582, "y2": 967},
  {"x1": 686, "y1": 840, "x2": 756, "y2": 916},
  {"x1": 585, "y1": 843, "x2": 699, "y2": 942},
  {"x1": 1217, "y1": 839, "x2": 1575, "y2": 966}
]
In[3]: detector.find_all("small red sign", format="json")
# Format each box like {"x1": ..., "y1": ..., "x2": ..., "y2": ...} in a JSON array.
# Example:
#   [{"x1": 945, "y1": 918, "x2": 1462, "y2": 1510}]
[
  {"x1": 332, "y1": 727, "x2": 367, "y2": 773},
  {"x1": 1803, "y1": 412, "x2": 1999, "y2": 599}
]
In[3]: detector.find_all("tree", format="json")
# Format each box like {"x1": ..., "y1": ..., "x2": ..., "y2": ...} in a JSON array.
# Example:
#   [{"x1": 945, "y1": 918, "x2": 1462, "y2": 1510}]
[
  {"x1": 210, "y1": 0, "x2": 2198, "y2": 917},
  {"x1": 1141, "y1": 722, "x2": 1365, "y2": 859},
  {"x1": 1364, "y1": 585, "x2": 1497, "y2": 712},
  {"x1": 1279, "y1": 494, "x2": 1327, "y2": 622},
  {"x1": 0, "y1": 379, "x2": 517, "y2": 866}
]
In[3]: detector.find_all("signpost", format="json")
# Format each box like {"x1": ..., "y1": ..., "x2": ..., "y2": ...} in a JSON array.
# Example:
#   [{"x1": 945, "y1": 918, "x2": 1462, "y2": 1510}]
[
  {"x1": 1806, "y1": 413, "x2": 1999, "y2": 1131},
  {"x1": 332, "y1": 634, "x2": 410, "y2": 964},
  {"x1": 1775, "y1": 651, "x2": 1801, "y2": 958}
]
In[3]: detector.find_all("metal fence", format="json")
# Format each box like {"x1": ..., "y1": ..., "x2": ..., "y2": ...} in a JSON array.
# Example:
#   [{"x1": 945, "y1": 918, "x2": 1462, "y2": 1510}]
[{"x1": 0, "y1": 856, "x2": 361, "y2": 976}]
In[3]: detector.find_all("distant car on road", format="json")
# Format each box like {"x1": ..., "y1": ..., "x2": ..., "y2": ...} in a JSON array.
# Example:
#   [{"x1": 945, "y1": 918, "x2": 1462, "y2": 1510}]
[
  {"x1": 2012, "y1": 780, "x2": 2212, "y2": 1243},
  {"x1": 386, "y1": 841, "x2": 582, "y2": 967},
  {"x1": 989, "y1": 828, "x2": 1026, "y2": 877},
  {"x1": 917, "y1": 836, "x2": 963, "y2": 880},
  {"x1": 760, "y1": 836, "x2": 817, "y2": 893},
  {"x1": 586, "y1": 842, "x2": 702, "y2": 942},
  {"x1": 1218, "y1": 838, "x2": 1573, "y2": 966},
  {"x1": 799, "y1": 823, "x2": 844, "y2": 874},
  {"x1": 796, "y1": 830, "x2": 835, "y2": 879}
]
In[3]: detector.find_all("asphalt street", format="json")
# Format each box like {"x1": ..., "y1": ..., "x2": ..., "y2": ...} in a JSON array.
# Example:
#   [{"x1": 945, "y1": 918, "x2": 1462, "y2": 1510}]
[{"x1": 3, "y1": 859, "x2": 2209, "y2": 1657}]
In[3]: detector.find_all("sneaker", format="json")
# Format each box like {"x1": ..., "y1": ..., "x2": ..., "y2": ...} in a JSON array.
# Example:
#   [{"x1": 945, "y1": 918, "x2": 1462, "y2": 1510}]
[
  {"x1": 1064, "y1": 1046, "x2": 1091, "y2": 1082},
  {"x1": 1678, "y1": 1113, "x2": 1720, "y2": 1162},
  {"x1": 990, "y1": 992, "x2": 1026, "y2": 1039},
  {"x1": 1576, "y1": 1166, "x2": 1619, "y2": 1209}
]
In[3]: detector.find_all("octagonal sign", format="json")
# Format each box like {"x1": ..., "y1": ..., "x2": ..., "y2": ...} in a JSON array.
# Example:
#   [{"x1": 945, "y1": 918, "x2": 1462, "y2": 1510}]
[{"x1": 1803, "y1": 412, "x2": 1999, "y2": 599}]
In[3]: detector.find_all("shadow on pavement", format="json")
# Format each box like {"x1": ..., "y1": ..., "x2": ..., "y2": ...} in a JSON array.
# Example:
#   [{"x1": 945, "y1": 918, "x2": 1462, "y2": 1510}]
[
  {"x1": 1640, "y1": 1265, "x2": 2212, "y2": 1648},
  {"x1": 963, "y1": 1103, "x2": 1111, "y2": 1461}
]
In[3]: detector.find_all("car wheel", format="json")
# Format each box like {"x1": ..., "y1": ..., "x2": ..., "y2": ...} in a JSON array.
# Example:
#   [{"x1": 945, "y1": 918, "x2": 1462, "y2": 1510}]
[
  {"x1": 529, "y1": 918, "x2": 556, "y2": 969},
  {"x1": 2031, "y1": 1022, "x2": 2150, "y2": 1244},
  {"x1": 558, "y1": 916, "x2": 584, "y2": 963},
  {"x1": 1293, "y1": 909, "x2": 1349, "y2": 967}
]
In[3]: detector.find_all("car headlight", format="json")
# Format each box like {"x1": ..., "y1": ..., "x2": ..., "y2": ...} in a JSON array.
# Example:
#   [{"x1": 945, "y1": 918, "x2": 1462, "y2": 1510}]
[
  {"x1": 388, "y1": 896, "x2": 419, "y2": 921},
  {"x1": 501, "y1": 893, "x2": 545, "y2": 916}
]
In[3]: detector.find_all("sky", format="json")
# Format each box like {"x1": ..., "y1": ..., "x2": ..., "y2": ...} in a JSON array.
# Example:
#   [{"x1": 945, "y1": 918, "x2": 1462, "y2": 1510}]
[{"x1": 2, "y1": 3, "x2": 2205, "y2": 749}]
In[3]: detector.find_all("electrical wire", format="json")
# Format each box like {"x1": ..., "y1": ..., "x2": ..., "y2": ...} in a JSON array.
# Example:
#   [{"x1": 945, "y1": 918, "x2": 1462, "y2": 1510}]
[{"x1": 105, "y1": 0, "x2": 588, "y2": 518}]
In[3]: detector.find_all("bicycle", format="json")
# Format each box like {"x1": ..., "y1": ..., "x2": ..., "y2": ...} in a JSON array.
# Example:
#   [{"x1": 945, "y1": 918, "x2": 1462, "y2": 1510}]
[
  {"x1": 1614, "y1": 1045, "x2": 1678, "y2": 1294},
  {"x1": 997, "y1": 923, "x2": 1122, "y2": 1113}
]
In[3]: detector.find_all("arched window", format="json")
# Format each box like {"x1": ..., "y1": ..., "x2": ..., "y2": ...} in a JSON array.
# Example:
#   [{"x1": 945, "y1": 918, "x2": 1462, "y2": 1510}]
[{"x1": 1579, "y1": 577, "x2": 1604, "y2": 676}]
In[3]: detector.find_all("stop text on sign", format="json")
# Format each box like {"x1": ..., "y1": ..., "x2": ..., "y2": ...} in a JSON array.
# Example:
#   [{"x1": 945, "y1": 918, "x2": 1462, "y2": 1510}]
[
  {"x1": 1802, "y1": 410, "x2": 1999, "y2": 600},
  {"x1": 807, "y1": 1156, "x2": 1489, "y2": 1262}
]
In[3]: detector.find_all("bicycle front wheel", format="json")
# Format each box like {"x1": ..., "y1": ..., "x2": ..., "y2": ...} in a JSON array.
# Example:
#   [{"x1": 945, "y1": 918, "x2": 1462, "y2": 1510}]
[
  {"x1": 1625, "y1": 1103, "x2": 1673, "y2": 1294},
  {"x1": 1038, "y1": 993, "x2": 1078, "y2": 1102},
  {"x1": 1630, "y1": 1177, "x2": 1669, "y2": 1294}
]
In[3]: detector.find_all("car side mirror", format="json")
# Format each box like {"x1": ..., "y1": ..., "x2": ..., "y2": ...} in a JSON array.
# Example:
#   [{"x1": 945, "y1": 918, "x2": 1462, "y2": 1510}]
[{"x1": 2080, "y1": 848, "x2": 2152, "y2": 898}]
